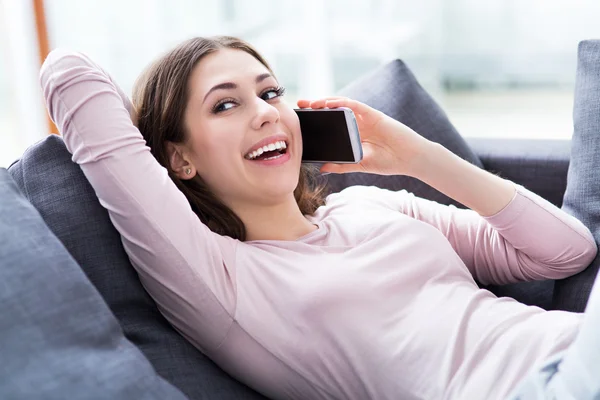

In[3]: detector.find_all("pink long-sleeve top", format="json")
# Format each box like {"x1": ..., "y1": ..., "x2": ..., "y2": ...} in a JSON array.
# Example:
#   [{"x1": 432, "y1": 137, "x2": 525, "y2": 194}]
[{"x1": 40, "y1": 49, "x2": 597, "y2": 400}]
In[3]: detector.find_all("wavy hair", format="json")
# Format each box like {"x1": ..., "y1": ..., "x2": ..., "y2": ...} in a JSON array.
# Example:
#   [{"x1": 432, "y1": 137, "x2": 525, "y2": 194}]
[{"x1": 132, "y1": 36, "x2": 326, "y2": 241}]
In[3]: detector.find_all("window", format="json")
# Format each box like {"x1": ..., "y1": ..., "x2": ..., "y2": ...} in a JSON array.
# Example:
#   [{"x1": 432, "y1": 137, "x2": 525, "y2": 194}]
[
  {"x1": 0, "y1": 1, "x2": 48, "y2": 167},
  {"x1": 2, "y1": 0, "x2": 599, "y2": 167}
]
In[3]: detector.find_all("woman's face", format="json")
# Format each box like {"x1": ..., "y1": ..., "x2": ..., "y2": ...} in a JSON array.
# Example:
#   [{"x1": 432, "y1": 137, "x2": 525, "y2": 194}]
[{"x1": 180, "y1": 48, "x2": 303, "y2": 210}]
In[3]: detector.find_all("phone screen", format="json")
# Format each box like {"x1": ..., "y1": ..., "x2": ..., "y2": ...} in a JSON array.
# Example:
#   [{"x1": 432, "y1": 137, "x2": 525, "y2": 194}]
[{"x1": 296, "y1": 109, "x2": 356, "y2": 162}]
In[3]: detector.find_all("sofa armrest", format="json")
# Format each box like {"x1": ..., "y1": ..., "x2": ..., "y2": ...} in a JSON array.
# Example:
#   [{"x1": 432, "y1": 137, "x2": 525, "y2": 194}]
[{"x1": 466, "y1": 138, "x2": 571, "y2": 207}]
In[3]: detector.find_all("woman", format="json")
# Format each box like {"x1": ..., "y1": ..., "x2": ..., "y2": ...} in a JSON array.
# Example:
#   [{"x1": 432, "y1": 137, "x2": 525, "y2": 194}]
[{"x1": 40, "y1": 36, "x2": 599, "y2": 400}]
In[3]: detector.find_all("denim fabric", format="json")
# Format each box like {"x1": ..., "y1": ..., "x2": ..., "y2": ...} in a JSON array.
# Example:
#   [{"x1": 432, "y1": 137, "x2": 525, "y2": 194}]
[
  {"x1": 0, "y1": 168, "x2": 186, "y2": 400},
  {"x1": 8, "y1": 136, "x2": 267, "y2": 400},
  {"x1": 508, "y1": 39, "x2": 600, "y2": 400},
  {"x1": 554, "y1": 40, "x2": 600, "y2": 313},
  {"x1": 509, "y1": 279, "x2": 600, "y2": 400}
]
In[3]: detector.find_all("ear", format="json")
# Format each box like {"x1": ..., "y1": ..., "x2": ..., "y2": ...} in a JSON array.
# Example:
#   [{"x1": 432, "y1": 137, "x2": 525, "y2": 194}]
[{"x1": 166, "y1": 141, "x2": 196, "y2": 180}]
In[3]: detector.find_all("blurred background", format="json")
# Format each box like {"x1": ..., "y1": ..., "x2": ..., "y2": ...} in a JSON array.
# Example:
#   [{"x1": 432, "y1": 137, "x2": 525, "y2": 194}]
[{"x1": 1, "y1": 0, "x2": 599, "y2": 167}]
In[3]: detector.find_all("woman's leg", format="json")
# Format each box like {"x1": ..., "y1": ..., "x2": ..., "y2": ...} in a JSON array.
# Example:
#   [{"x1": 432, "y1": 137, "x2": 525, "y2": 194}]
[
  {"x1": 507, "y1": 275, "x2": 600, "y2": 399},
  {"x1": 546, "y1": 277, "x2": 600, "y2": 398}
]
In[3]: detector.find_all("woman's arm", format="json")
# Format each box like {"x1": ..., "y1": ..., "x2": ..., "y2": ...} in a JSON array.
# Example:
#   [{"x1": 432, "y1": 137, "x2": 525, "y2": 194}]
[
  {"x1": 394, "y1": 142, "x2": 598, "y2": 284},
  {"x1": 40, "y1": 49, "x2": 236, "y2": 352},
  {"x1": 300, "y1": 97, "x2": 598, "y2": 285},
  {"x1": 410, "y1": 141, "x2": 516, "y2": 217},
  {"x1": 376, "y1": 184, "x2": 596, "y2": 285},
  {"x1": 410, "y1": 144, "x2": 597, "y2": 284}
]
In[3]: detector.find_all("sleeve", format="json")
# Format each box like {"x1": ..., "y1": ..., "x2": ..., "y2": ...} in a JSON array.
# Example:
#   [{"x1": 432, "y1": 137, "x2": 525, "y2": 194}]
[
  {"x1": 347, "y1": 185, "x2": 598, "y2": 286},
  {"x1": 40, "y1": 49, "x2": 236, "y2": 352}
]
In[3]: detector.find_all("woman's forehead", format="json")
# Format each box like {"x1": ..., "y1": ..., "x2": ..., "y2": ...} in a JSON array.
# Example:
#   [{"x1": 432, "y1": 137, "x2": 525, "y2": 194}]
[{"x1": 191, "y1": 49, "x2": 271, "y2": 88}]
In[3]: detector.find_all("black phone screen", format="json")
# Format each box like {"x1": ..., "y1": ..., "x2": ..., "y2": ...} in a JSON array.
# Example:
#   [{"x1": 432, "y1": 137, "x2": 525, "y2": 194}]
[{"x1": 296, "y1": 110, "x2": 355, "y2": 162}]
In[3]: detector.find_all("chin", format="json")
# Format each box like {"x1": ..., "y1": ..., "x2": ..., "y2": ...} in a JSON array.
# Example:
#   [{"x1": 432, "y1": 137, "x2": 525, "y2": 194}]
[{"x1": 256, "y1": 171, "x2": 300, "y2": 202}]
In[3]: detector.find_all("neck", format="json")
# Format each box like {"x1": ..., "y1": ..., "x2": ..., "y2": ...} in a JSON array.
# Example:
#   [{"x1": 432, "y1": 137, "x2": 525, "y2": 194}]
[{"x1": 233, "y1": 195, "x2": 317, "y2": 241}]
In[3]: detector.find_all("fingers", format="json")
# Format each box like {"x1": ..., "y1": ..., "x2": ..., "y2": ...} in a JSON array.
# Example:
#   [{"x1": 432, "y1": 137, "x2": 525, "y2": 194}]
[
  {"x1": 296, "y1": 96, "x2": 349, "y2": 109},
  {"x1": 320, "y1": 161, "x2": 365, "y2": 175},
  {"x1": 296, "y1": 97, "x2": 378, "y2": 124},
  {"x1": 320, "y1": 163, "x2": 351, "y2": 174},
  {"x1": 323, "y1": 98, "x2": 373, "y2": 117},
  {"x1": 296, "y1": 99, "x2": 312, "y2": 108}
]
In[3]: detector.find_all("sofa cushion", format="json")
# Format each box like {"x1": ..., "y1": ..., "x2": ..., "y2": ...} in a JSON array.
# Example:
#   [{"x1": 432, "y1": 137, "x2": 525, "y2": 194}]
[
  {"x1": 332, "y1": 59, "x2": 555, "y2": 309},
  {"x1": 0, "y1": 168, "x2": 186, "y2": 400},
  {"x1": 331, "y1": 59, "x2": 483, "y2": 206},
  {"x1": 554, "y1": 40, "x2": 600, "y2": 312},
  {"x1": 8, "y1": 135, "x2": 267, "y2": 400}
]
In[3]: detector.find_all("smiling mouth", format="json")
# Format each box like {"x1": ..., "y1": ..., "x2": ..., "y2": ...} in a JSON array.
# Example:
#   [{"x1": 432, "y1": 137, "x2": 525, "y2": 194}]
[{"x1": 244, "y1": 140, "x2": 288, "y2": 161}]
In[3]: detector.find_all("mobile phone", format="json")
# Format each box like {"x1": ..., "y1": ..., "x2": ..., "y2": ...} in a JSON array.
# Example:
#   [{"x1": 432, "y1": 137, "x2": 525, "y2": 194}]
[{"x1": 295, "y1": 107, "x2": 363, "y2": 163}]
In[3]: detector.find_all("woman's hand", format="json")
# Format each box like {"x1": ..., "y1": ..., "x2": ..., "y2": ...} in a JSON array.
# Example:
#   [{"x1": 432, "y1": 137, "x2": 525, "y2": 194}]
[
  {"x1": 298, "y1": 96, "x2": 517, "y2": 216},
  {"x1": 296, "y1": 97, "x2": 432, "y2": 176}
]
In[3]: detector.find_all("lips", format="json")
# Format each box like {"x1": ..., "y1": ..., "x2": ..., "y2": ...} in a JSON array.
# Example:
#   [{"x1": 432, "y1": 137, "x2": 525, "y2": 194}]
[
  {"x1": 245, "y1": 149, "x2": 291, "y2": 166},
  {"x1": 245, "y1": 140, "x2": 287, "y2": 160},
  {"x1": 243, "y1": 134, "x2": 292, "y2": 167},
  {"x1": 244, "y1": 134, "x2": 289, "y2": 159}
]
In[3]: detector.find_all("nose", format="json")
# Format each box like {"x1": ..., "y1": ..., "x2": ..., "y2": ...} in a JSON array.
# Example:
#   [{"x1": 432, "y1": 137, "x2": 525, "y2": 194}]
[{"x1": 250, "y1": 97, "x2": 280, "y2": 130}]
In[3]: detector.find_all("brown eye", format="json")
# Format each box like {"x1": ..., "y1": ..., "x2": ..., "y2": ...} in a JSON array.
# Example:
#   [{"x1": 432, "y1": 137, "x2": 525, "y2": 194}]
[
  {"x1": 212, "y1": 99, "x2": 237, "y2": 114},
  {"x1": 260, "y1": 86, "x2": 286, "y2": 101}
]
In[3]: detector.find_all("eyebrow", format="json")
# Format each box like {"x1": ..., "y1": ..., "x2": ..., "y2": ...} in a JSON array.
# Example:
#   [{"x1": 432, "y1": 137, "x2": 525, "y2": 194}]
[{"x1": 202, "y1": 73, "x2": 273, "y2": 103}]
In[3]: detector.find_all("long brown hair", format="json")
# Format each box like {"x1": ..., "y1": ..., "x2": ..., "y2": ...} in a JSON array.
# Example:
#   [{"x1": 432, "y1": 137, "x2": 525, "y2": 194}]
[{"x1": 132, "y1": 36, "x2": 326, "y2": 241}]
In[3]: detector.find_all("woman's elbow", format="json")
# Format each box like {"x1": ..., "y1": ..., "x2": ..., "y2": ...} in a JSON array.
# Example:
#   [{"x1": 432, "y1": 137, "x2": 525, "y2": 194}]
[
  {"x1": 567, "y1": 238, "x2": 598, "y2": 276},
  {"x1": 40, "y1": 49, "x2": 98, "y2": 95},
  {"x1": 581, "y1": 239, "x2": 598, "y2": 270}
]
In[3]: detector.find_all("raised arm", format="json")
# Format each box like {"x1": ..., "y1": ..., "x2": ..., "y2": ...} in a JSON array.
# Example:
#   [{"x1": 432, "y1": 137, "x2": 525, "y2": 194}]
[
  {"x1": 40, "y1": 49, "x2": 237, "y2": 352},
  {"x1": 299, "y1": 96, "x2": 597, "y2": 285}
]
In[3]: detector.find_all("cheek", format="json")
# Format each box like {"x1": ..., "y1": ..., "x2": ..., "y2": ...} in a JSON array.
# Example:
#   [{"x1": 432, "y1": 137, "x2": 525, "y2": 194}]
[
  {"x1": 187, "y1": 122, "x2": 238, "y2": 172},
  {"x1": 280, "y1": 107, "x2": 302, "y2": 146}
]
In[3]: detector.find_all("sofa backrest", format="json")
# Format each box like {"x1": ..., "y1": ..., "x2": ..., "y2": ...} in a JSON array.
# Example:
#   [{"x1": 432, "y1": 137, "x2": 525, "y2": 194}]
[
  {"x1": 0, "y1": 168, "x2": 187, "y2": 400},
  {"x1": 327, "y1": 59, "x2": 483, "y2": 206},
  {"x1": 8, "y1": 135, "x2": 267, "y2": 400}
]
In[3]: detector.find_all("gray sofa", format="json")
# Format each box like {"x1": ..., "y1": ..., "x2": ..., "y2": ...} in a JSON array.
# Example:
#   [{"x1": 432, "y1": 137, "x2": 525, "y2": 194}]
[{"x1": 2, "y1": 41, "x2": 599, "y2": 399}]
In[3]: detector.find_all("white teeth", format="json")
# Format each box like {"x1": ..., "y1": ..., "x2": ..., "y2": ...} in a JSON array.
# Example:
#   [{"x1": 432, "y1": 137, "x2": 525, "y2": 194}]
[{"x1": 246, "y1": 140, "x2": 288, "y2": 160}]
